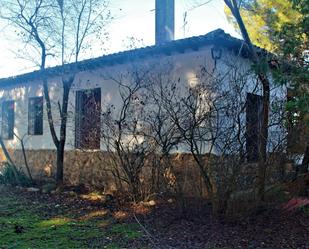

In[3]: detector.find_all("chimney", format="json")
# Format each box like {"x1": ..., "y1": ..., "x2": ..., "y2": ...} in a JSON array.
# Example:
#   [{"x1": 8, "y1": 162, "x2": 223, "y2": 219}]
[{"x1": 155, "y1": 0, "x2": 175, "y2": 45}]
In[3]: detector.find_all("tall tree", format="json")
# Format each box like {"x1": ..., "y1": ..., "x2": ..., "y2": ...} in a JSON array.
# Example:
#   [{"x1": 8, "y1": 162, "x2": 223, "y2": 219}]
[
  {"x1": 223, "y1": 0, "x2": 271, "y2": 201},
  {"x1": 274, "y1": 0, "x2": 308, "y2": 173},
  {"x1": 227, "y1": 0, "x2": 308, "y2": 173},
  {"x1": 1, "y1": 0, "x2": 111, "y2": 184},
  {"x1": 225, "y1": 0, "x2": 302, "y2": 52}
]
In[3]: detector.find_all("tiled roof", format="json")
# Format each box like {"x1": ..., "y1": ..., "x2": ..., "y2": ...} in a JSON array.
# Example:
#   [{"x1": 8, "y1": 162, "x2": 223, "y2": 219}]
[{"x1": 0, "y1": 29, "x2": 254, "y2": 88}]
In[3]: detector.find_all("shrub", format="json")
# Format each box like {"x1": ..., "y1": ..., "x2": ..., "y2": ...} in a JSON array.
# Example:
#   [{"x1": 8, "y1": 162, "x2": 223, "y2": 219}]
[{"x1": 0, "y1": 163, "x2": 32, "y2": 187}]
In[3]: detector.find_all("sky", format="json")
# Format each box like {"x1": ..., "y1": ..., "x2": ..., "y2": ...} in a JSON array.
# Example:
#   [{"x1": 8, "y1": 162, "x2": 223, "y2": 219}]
[{"x1": 0, "y1": 0, "x2": 239, "y2": 79}]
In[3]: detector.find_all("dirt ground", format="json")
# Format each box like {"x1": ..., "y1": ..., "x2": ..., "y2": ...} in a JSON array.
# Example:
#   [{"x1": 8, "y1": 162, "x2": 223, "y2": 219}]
[{"x1": 0, "y1": 185, "x2": 308, "y2": 249}]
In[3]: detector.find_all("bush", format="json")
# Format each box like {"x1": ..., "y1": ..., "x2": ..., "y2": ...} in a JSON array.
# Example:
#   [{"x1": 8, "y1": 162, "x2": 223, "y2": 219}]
[{"x1": 0, "y1": 163, "x2": 32, "y2": 187}]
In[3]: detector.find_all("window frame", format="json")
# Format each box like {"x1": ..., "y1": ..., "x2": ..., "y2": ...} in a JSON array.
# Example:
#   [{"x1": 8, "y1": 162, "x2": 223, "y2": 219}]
[
  {"x1": 75, "y1": 88, "x2": 101, "y2": 150},
  {"x1": 28, "y1": 96, "x2": 44, "y2": 136},
  {"x1": 1, "y1": 100, "x2": 15, "y2": 140}
]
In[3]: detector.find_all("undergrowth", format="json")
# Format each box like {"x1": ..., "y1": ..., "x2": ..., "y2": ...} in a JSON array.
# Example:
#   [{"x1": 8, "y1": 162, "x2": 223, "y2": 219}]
[{"x1": 0, "y1": 163, "x2": 32, "y2": 187}]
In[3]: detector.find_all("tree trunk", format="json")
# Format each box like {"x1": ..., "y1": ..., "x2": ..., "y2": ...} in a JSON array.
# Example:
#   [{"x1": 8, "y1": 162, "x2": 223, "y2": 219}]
[
  {"x1": 257, "y1": 75, "x2": 270, "y2": 200},
  {"x1": 0, "y1": 137, "x2": 21, "y2": 185},
  {"x1": 55, "y1": 76, "x2": 74, "y2": 184},
  {"x1": 43, "y1": 74, "x2": 74, "y2": 185},
  {"x1": 224, "y1": 0, "x2": 271, "y2": 201},
  {"x1": 56, "y1": 143, "x2": 64, "y2": 184},
  {"x1": 20, "y1": 137, "x2": 34, "y2": 183}
]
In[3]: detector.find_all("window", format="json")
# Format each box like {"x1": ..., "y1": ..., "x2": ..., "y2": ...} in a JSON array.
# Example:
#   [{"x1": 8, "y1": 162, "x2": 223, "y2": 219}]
[
  {"x1": 246, "y1": 93, "x2": 263, "y2": 162},
  {"x1": 28, "y1": 97, "x2": 43, "y2": 135},
  {"x1": 1, "y1": 100, "x2": 15, "y2": 140},
  {"x1": 75, "y1": 88, "x2": 101, "y2": 149}
]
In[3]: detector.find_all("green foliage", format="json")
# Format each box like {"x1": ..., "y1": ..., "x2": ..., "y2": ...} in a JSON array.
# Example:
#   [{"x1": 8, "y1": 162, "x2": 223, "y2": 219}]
[
  {"x1": 225, "y1": 0, "x2": 303, "y2": 52},
  {"x1": 0, "y1": 163, "x2": 32, "y2": 187},
  {"x1": 276, "y1": 0, "x2": 308, "y2": 59},
  {"x1": 275, "y1": 0, "x2": 308, "y2": 121},
  {"x1": 227, "y1": 0, "x2": 308, "y2": 124},
  {"x1": 251, "y1": 57, "x2": 270, "y2": 74}
]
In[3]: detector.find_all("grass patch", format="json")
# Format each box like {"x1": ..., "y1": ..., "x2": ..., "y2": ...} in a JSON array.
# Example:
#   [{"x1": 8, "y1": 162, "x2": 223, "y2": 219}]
[
  {"x1": 0, "y1": 210, "x2": 104, "y2": 248},
  {"x1": 110, "y1": 223, "x2": 142, "y2": 239},
  {"x1": 0, "y1": 186, "x2": 144, "y2": 249},
  {"x1": 39, "y1": 217, "x2": 72, "y2": 227}
]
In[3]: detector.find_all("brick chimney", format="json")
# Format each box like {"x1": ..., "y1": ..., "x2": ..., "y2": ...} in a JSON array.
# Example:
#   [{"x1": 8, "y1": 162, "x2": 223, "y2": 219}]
[{"x1": 155, "y1": 0, "x2": 175, "y2": 45}]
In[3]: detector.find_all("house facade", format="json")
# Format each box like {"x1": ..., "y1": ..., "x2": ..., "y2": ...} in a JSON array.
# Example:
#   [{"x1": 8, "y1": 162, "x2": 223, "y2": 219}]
[
  {"x1": 0, "y1": 29, "x2": 286, "y2": 191},
  {"x1": 0, "y1": 0, "x2": 287, "y2": 192}
]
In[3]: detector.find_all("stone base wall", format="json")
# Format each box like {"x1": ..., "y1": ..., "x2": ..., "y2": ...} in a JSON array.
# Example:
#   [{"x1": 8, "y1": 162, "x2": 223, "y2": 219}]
[
  {"x1": 3, "y1": 150, "x2": 120, "y2": 191},
  {"x1": 0, "y1": 149, "x2": 207, "y2": 195},
  {"x1": 0, "y1": 149, "x2": 292, "y2": 196}
]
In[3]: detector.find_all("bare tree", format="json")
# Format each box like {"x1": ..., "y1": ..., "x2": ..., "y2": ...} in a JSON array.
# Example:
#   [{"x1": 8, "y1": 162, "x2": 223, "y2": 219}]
[
  {"x1": 1, "y1": 0, "x2": 111, "y2": 184},
  {"x1": 101, "y1": 65, "x2": 153, "y2": 201},
  {"x1": 150, "y1": 56, "x2": 286, "y2": 214},
  {"x1": 143, "y1": 63, "x2": 183, "y2": 194},
  {"x1": 97, "y1": 52, "x2": 286, "y2": 213},
  {"x1": 0, "y1": 132, "x2": 35, "y2": 186},
  {"x1": 13, "y1": 132, "x2": 34, "y2": 183}
]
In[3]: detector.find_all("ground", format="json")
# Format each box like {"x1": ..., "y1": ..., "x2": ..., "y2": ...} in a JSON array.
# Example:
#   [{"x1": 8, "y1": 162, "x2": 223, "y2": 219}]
[
  {"x1": 0, "y1": 185, "x2": 308, "y2": 249},
  {"x1": 0, "y1": 186, "x2": 147, "y2": 249}
]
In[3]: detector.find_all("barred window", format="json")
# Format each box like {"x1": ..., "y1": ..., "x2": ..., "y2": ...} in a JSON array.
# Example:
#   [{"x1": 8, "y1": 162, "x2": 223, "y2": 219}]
[
  {"x1": 75, "y1": 88, "x2": 101, "y2": 149},
  {"x1": 1, "y1": 100, "x2": 15, "y2": 140},
  {"x1": 28, "y1": 97, "x2": 43, "y2": 135}
]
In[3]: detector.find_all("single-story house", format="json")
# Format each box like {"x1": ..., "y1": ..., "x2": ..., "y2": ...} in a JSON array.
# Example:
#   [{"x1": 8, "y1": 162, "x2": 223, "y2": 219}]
[{"x1": 0, "y1": 1, "x2": 287, "y2": 191}]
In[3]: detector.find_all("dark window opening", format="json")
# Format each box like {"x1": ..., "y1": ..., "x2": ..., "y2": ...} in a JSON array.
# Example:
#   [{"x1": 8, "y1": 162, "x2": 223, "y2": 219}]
[
  {"x1": 246, "y1": 93, "x2": 263, "y2": 162},
  {"x1": 28, "y1": 97, "x2": 43, "y2": 135},
  {"x1": 75, "y1": 88, "x2": 101, "y2": 150},
  {"x1": 1, "y1": 100, "x2": 15, "y2": 140}
]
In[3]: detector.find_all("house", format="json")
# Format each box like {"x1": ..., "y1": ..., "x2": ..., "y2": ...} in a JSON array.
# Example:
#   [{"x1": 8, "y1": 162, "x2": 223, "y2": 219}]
[{"x1": 0, "y1": 1, "x2": 286, "y2": 191}]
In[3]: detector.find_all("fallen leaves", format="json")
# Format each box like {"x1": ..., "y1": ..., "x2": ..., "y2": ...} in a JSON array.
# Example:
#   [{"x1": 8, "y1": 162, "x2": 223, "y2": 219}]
[{"x1": 1, "y1": 185, "x2": 309, "y2": 248}]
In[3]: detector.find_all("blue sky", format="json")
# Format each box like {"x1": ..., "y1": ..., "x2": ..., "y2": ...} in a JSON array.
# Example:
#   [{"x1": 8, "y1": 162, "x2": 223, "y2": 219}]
[{"x1": 0, "y1": 0, "x2": 238, "y2": 78}]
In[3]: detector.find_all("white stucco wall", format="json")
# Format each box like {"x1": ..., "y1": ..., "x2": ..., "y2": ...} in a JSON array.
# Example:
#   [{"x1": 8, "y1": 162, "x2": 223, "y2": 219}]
[{"x1": 0, "y1": 45, "x2": 286, "y2": 152}]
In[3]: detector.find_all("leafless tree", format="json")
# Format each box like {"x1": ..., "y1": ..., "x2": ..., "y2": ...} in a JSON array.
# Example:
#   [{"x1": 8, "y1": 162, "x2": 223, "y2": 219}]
[
  {"x1": 150, "y1": 56, "x2": 286, "y2": 214},
  {"x1": 13, "y1": 132, "x2": 34, "y2": 183},
  {"x1": 0, "y1": 131, "x2": 35, "y2": 185},
  {"x1": 93, "y1": 49, "x2": 287, "y2": 212},
  {"x1": 1, "y1": 0, "x2": 111, "y2": 184},
  {"x1": 100, "y1": 65, "x2": 153, "y2": 201},
  {"x1": 142, "y1": 63, "x2": 183, "y2": 195}
]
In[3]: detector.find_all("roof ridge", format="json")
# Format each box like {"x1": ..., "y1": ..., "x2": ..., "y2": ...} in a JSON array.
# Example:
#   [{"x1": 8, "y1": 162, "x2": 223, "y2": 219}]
[{"x1": 0, "y1": 29, "x2": 247, "y2": 87}]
